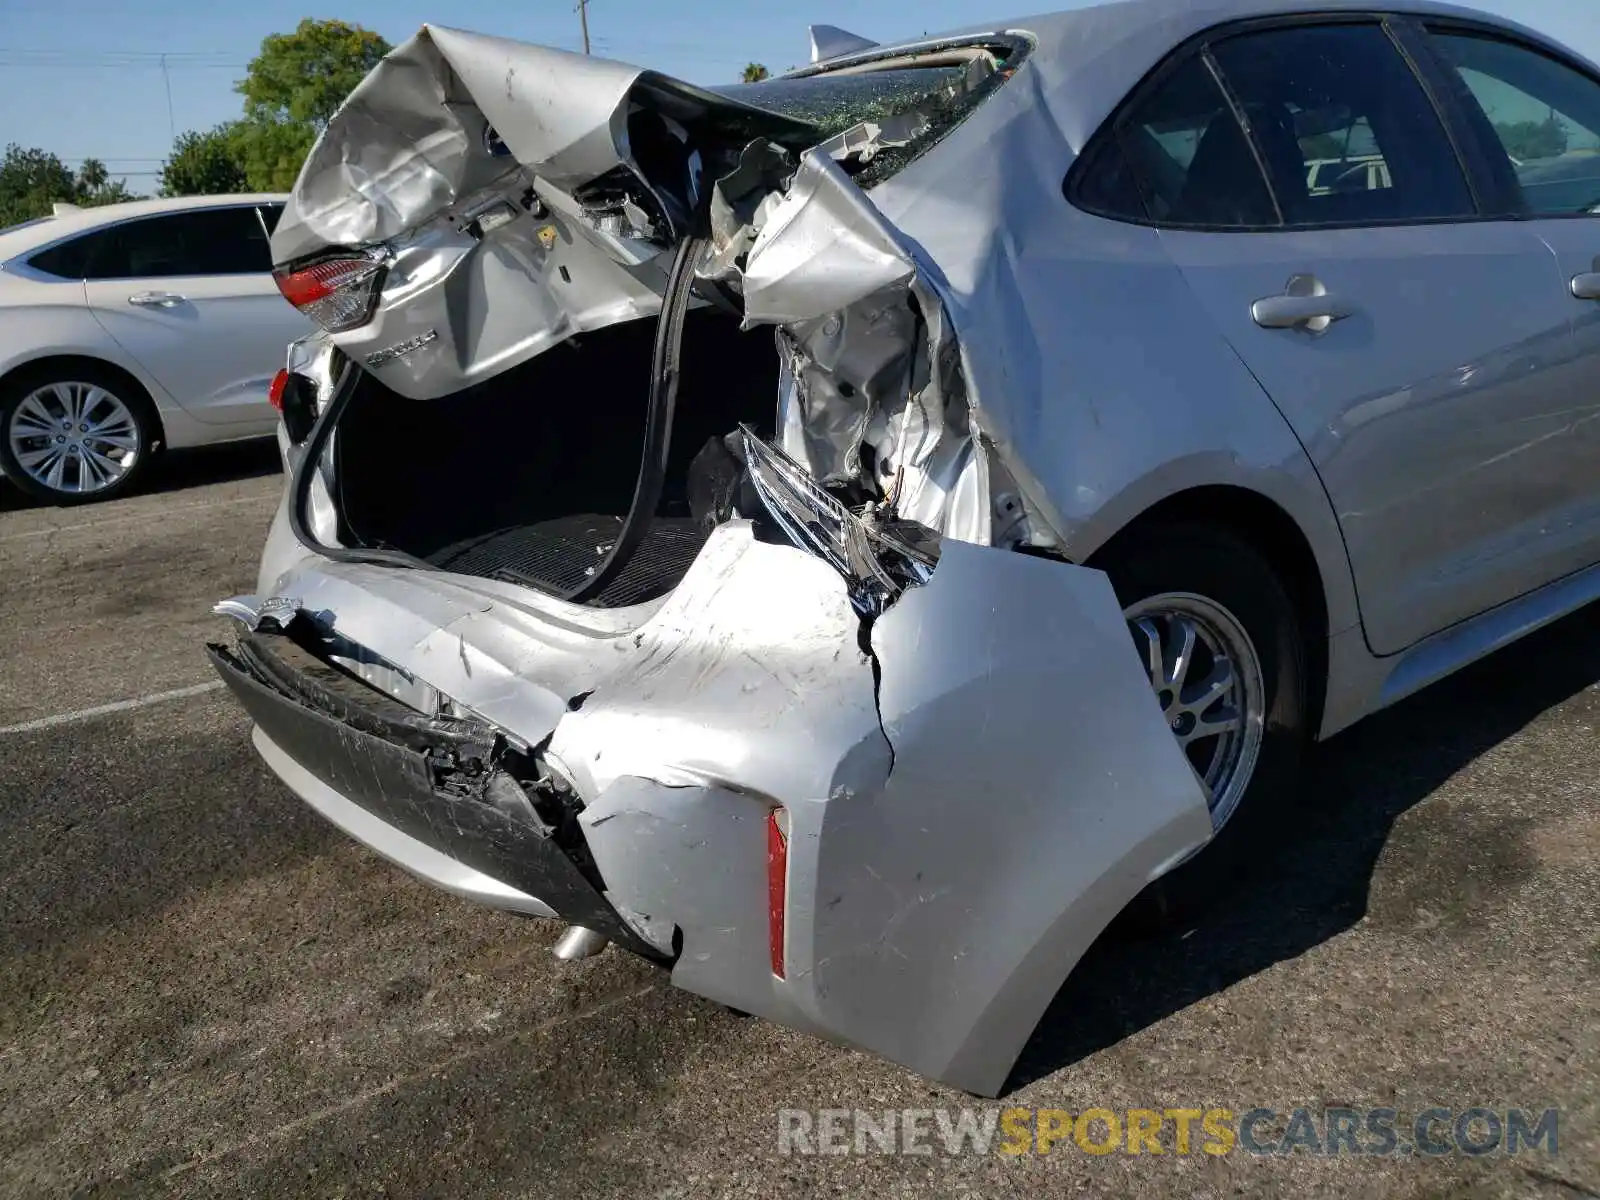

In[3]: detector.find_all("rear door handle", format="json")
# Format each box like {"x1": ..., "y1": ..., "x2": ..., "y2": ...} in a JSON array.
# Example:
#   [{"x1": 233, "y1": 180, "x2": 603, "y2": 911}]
[
  {"x1": 128, "y1": 291, "x2": 186, "y2": 307},
  {"x1": 1570, "y1": 271, "x2": 1600, "y2": 301},
  {"x1": 1252, "y1": 274, "x2": 1354, "y2": 334}
]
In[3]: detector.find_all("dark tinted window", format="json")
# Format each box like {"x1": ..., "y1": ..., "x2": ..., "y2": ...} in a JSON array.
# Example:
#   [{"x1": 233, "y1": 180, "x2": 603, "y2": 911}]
[
  {"x1": 1429, "y1": 31, "x2": 1600, "y2": 216},
  {"x1": 83, "y1": 207, "x2": 274, "y2": 279},
  {"x1": 27, "y1": 229, "x2": 113, "y2": 280},
  {"x1": 1210, "y1": 23, "x2": 1474, "y2": 225},
  {"x1": 1081, "y1": 54, "x2": 1278, "y2": 227},
  {"x1": 1072, "y1": 135, "x2": 1147, "y2": 220}
]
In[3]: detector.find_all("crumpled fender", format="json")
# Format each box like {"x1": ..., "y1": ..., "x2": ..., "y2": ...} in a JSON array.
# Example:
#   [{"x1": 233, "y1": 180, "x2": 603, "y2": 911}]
[{"x1": 574, "y1": 531, "x2": 1210, "y2": 1096}]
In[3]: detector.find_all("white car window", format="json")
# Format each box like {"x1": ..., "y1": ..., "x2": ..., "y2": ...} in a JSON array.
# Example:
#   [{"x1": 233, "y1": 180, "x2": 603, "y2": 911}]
[{"x1": 82, "y1": 208, "x2": 273, "y2": 280}]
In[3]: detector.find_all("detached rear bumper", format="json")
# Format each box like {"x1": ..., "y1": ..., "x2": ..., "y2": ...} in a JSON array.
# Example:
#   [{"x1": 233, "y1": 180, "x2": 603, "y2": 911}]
[
  {"x1": 207, "y1": 635, "x2": 666, "y2": 959},
  {"x1": 214, "y1": 524, "x2": 1212, "y2": 1095}
]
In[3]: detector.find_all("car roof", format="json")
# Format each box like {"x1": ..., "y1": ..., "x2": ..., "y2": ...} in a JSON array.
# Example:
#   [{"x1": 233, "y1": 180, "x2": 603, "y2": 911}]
[
  {"x1": 0, "y1": 192, "x2": 288, "y2": 261},
  {"x1": 830, "y1": 0, "x2": 1597, "y2": 158}
]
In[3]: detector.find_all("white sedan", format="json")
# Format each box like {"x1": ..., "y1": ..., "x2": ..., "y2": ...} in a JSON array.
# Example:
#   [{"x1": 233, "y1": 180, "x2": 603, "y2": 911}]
[{"x1": 0, "y1": 194, "x2": 309, "y2": 504}]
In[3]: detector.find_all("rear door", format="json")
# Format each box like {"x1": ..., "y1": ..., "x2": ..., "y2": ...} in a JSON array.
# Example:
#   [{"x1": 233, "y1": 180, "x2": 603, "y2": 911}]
[
  {"x1": 1137, "y1": 19, "x2": 1589, "y2": 655},
  {"x1": 83, "y1": 204, "x2": 309, "y2": 426},
  {"x1": 1419, "y1": 23, "x2": 1600, "y2": 567}
]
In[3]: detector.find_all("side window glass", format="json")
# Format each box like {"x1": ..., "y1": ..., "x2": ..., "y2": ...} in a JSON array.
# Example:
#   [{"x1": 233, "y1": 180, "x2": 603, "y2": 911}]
[
  {"x1": 1429, "y1": 31, "x2": 1600, "y2": 216},
  {"x1": 1210, "y1": 22, "x2": 1475, "y2": 225},
  {"x1": 1085, "y1": 53, "x2": 1278, "y2": 228},
  {"x1": 1072, "y1": 135, "x2": 1147, "y2": 221},
  {"x1": 26, "y1": 230, "x2": 111, "y2": 280},
  {"x1": 83, "y1": 208, "x2": 272, "y2": 280}
]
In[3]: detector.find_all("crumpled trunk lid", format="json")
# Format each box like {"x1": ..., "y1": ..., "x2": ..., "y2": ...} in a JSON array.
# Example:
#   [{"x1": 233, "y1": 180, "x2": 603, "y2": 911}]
[{"x1": 272, "y1": 25, "x2": 820, "y2": 266}]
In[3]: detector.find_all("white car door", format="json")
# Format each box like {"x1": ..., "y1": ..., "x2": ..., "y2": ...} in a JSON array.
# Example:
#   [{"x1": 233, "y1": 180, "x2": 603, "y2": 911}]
[{"x1": 82, "y1": 204, "x2": 309, "y2": 427}]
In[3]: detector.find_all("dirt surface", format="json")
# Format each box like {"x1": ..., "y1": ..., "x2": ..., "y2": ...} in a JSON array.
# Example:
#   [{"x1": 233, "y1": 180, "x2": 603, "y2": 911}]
[{"x1": 1, "y1": 447, "x2": 1597, "y2": 1199}]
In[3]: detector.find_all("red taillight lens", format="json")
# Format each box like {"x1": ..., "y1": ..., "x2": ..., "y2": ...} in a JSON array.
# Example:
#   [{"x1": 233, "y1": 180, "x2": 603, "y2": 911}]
[
  {"x1": 268, "y1": 368, "x2": 288, "y2": 412},
  {"x1": 273, "y1": 253, "x2": 385, "y2": 333},
  {"x1": 767, "y1": 807, "x2": 789, "y2": 978}
]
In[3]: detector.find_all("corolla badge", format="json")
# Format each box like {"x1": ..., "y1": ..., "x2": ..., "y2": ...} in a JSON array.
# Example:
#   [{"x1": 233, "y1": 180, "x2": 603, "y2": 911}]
[{"x1": 365, "y1": 329, "x2": 439, "y2": 367}]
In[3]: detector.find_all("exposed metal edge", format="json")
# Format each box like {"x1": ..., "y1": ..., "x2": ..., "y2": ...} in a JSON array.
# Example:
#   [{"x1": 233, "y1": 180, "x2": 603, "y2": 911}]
[
  {"x1": 251, "y1": 725, "x2": 559, "y2": 919},
  {"x1": 1380, "y1": 561, "x2": 1600, "y2": 708}
]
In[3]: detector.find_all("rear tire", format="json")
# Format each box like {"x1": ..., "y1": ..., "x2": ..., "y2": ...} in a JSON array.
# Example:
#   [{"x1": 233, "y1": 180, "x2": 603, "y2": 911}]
[
  {"x1": 0, "y1": 364, "x2": 158, "y2": 505},
  {"x1": 1092, "y1": 523, "x2": 1310, "y2": 925}
]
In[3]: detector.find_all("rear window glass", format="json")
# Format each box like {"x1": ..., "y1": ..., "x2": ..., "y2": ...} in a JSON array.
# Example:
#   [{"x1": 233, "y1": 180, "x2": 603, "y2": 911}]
[
  {"x1": 27, "y1": 230, "x2": 111, "y2": 280},
  {"x1": 710, "y1": 50, "x2": 1021, "y2": 187}
]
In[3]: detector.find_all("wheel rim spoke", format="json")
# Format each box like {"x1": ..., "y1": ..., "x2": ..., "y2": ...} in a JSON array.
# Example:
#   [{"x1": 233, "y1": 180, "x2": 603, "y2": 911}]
[
  {"x1": 10, "y1": 381, "x2": 139, "y2": 494},
  {"x1": 1123, "y1": 592, "x2": 1266, "y2": 837}
]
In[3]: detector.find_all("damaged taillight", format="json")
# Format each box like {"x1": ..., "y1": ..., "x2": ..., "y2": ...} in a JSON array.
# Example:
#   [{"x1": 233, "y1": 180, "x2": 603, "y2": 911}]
[
  {"x1": 767, "y1": 807, "x2": 789, "y2": 978},
  {"x1": 273, "y1": 251, "x2": 387, "y2": 333},
  {"x1": 268, "y1": 368, "x2": 288, "y2": 412},
  {"x1": 739, "y1": 426, "x2": 940, "y2": 616}
]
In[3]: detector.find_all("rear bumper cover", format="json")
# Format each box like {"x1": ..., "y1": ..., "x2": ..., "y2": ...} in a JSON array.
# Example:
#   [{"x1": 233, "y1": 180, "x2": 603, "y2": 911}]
[
  {"x1": 216, "y1": 523, "x2": 1211, "y2": 1095},
  {"x1": 208, "y1": 638, "x2": 664, "y2": 958}
]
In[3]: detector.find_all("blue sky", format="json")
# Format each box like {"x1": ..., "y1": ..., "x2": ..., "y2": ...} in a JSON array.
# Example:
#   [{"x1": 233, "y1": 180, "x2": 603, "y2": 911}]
[{"x1": 2, "y1": 0, "x2": 1596, "y2": 191}]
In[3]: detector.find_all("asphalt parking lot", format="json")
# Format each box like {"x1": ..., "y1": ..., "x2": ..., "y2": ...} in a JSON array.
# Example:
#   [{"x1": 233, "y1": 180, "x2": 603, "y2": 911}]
[{"x1": 1, "y1": 447, "x2": 1597, "y2": 1199}]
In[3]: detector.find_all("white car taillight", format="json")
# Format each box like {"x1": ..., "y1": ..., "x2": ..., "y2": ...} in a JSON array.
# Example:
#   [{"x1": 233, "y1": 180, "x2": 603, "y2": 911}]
[{"x1": 273, "y1": 253, "x2": 386, "y2": 333}]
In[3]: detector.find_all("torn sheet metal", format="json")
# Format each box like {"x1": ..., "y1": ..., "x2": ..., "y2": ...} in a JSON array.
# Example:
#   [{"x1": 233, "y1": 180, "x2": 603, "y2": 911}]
[
  {"x1": 272, "y1": 24, "x2": 818, "y2": 266},
  {"x1": 229, "y1": 495, "x2": 1208, "y2": 1094},
  {"x1": 569, "y1": 533, "x2": 1210, "y2": 1096},
  {"x1": 730, "y1": 149, "x2": 916, "y2": 326}
]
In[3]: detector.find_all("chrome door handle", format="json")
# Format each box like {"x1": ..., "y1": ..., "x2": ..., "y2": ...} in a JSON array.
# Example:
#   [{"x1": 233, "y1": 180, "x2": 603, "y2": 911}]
[
  {"x1": 1570, "y1": 272, "x2": 1600, "y2": 301},
  {"x1": 1252, "y1": 274, "x2": 1353, "y2": 334},
  {"x1": 127, "y1": 291, "x2": 185, "y2": 307}
]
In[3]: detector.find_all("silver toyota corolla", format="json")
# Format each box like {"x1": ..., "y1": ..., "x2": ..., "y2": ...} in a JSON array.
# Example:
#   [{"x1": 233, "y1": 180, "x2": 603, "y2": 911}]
[{"x1": 210, "y1": 0, "x2": 1600, "y2": 1095}]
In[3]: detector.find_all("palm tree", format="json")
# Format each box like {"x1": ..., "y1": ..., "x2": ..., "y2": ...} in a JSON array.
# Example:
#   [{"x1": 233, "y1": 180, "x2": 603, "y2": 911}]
[
  {"x1": 75, "y1": 158, "x2": 109, "y2": 194},
  {"x1": 741, "y1": 63, "x2": 770, "y2": 83}
]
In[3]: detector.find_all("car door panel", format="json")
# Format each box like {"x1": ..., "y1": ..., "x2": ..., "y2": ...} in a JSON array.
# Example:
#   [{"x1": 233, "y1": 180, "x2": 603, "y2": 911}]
[
  {"x1": 1420, "y1": 26, "x2": 1600, "y2": 591},
  {"x1": 87, "y1": 274, "x2": 306, "y2": 426},
  {"x1": 79, "y1": 205, "x2": 309, "y2": 426},
  {"x1": 1092, "y1": 18, "x2": 1600, "y2": 657},
  {"x1": 1163, "y1": 222, "x2": 1592, "y2": 655}
]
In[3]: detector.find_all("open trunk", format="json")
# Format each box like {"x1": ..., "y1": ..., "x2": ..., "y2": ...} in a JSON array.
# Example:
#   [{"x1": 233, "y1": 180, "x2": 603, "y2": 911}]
[
  {"x1": 331, "y1": 309, "x2": 779, "y2": 606},
  {"x1": 267, "y1": 26, "x2": 1048, "y2": 609}
]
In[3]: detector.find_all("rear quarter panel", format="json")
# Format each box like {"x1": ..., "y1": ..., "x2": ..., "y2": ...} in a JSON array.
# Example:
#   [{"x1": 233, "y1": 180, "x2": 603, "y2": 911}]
[{"x1": 866, "y1": 43, "x2": 1360, "y2": 638}]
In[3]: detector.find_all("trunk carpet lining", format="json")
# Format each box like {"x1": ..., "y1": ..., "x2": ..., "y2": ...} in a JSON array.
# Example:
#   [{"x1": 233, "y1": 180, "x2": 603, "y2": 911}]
[{"x1": 423, "y1": 514, "x2": 708, "y2": 607}]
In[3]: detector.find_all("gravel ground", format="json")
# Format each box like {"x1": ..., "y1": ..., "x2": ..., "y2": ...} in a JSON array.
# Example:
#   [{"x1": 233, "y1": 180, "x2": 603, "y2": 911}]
[{"x1": 1, "y1": 446, "x2": 1596, "y2": 1199}]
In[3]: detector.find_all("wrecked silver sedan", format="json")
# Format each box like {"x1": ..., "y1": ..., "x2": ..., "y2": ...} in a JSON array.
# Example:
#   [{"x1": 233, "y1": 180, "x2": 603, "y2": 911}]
[{"x1": 211, "y1": 1, "x2": 1600, "y2": 1094}]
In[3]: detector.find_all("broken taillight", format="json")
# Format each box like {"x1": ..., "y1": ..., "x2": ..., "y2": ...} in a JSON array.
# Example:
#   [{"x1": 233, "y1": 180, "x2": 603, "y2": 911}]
[
  {"x1": 767, "y1": 807, "x2": 789, "y2": 979},
  {"x1": 273, "y1": 252, "x2": 386, "y2": 333},
  {"x1": 267, "y1": 368, "x2": 288, "y2": 412}
]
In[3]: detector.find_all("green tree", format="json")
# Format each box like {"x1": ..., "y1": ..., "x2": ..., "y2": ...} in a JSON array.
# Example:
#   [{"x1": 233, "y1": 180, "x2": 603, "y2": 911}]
[
  {"x1": 0, "y1": 144, "x2": 78, "y2": 225},
  {"x1": 160, "y1": 126, "x2": 249, "y2": 196},
  {"x1": 76, "y1": 158, "x2": 108, "y2": 193},
  {"x1": 0, "y1": 147, "x2": 138, "y2": 225},
  {"x1": 1495, "y1": 115, "x2": 1568, "y2": 161},
  {"x1": 237, "y1": 18, "x2": 391, "y2": 131},
  {"x1": 231, "y1": 118, "x2": 318, "y2": 192},
  {"x1": 741, "y1": 62, "x2": 770, "y2": 83}
]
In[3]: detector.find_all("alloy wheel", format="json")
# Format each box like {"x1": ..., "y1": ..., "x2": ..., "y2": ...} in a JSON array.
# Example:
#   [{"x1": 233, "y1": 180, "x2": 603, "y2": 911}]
[
  {"x1": 1123, "y1": 591, "x2": 1266, "y2": 833},
  {"x1": 7, "y1": 381, "x2": 142, "y2": 496}
]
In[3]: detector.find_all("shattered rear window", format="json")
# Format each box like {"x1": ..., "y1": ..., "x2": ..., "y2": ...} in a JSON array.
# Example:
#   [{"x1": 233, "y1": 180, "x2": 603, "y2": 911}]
[{"x1": 709, "y1": 52, "x2": 1020, "y2": 188}]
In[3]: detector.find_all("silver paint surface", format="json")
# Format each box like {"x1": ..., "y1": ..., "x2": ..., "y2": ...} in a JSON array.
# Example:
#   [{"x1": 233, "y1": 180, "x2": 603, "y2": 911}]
[{"x1": 234, "y1": 0, "x2": 1600, "y2": 1093}]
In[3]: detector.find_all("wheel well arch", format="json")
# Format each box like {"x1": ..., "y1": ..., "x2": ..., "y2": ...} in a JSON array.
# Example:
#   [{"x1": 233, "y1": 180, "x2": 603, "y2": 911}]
[
  {"x1": 0, "y1": 354, "x2": 167, "y2": 448},
  {"x1": 1085, "y1": 484, "x2": 1331, "y2": 735}
]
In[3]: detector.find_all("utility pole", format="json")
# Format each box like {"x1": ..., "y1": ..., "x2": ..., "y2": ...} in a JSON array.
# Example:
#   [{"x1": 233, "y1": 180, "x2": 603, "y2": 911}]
[
  {"x1": 160, "y1": 53, "x2": 175, "y2": 142},
  {"x1": 577, "y1": 0, "x2": 591, "y2": 54}
]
